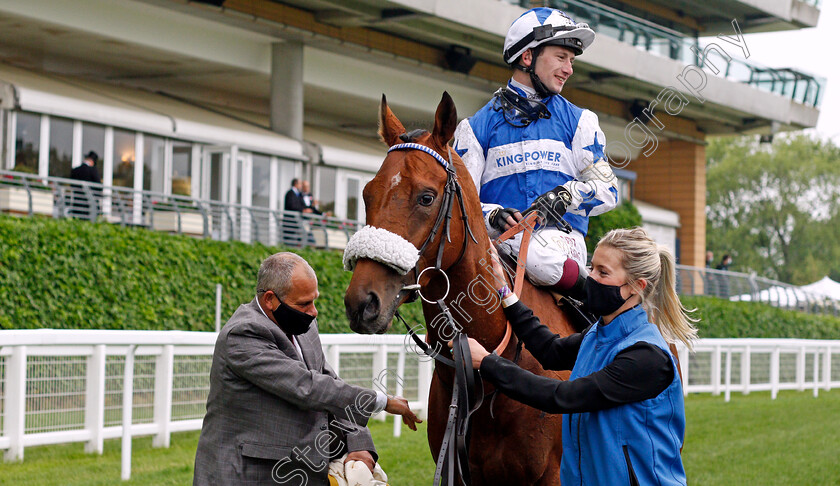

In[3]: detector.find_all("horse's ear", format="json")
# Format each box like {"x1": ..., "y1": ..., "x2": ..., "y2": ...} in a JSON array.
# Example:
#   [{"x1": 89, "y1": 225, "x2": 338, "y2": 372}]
[
  {"x1": 378, "y1": 94, "x2": 406, "y2": 147},
  {"x1": 431, "y1": 92, "x2": 458, "y2": 148}
]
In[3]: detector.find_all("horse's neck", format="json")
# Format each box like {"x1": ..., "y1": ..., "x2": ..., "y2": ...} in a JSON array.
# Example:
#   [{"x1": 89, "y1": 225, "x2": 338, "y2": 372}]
[{"x1": 424, "y1": 243, "x2": 509, "y2": 353}]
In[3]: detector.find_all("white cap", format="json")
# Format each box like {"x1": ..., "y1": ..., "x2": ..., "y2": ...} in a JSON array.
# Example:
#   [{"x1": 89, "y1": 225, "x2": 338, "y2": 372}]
[{"x1": 503, "y1": 8, "x2": 595, "y2": 64}]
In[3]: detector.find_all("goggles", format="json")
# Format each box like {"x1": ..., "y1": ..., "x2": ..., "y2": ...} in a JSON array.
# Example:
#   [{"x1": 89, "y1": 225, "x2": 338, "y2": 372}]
[{"x1": 491, "y1": 87, "x2": 551, "y2": 128}]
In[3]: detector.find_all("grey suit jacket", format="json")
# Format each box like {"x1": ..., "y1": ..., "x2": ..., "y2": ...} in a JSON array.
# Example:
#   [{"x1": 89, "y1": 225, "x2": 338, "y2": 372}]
[{"x1": 193, "y1": 300, "x2": 377, "y2": 486}]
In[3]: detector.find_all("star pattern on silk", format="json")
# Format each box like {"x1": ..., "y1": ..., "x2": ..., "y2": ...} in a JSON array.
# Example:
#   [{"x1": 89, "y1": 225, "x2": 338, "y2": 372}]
[{"x1": 582, "y1": 133, "x2": 605, "y2": 163}]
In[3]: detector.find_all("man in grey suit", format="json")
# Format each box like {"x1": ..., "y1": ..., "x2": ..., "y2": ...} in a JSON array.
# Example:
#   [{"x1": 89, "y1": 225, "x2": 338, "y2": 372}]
[{"x1": 194, "y1": 252, "x2": 420, "y2": 485}]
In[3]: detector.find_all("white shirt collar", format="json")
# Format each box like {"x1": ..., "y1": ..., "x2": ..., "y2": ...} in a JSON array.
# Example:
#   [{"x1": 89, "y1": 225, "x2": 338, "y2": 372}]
[
  {"x1": 509, "y1": 78, "x2": 539, "y2": 100},
  {"x1": 254, "y1": 296, "x2": 304, "y2": 360}
]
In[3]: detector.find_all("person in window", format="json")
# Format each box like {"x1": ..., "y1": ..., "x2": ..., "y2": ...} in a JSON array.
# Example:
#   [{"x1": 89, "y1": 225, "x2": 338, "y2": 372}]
[
  {"x1": 453, "y1": 7, "x2": 618, "y2": 297},
  {"x1": 68, "y1": 151, "x2": 102, "y2": 219},
  {"x1": 301, "y1": 180, "x2": 322, "y2": 215},
  {"x1": 284, "y1": 178, "x2": 311, "y2": 213},
  {"x1": 461, "y1": 227, "x2": 696, "y2": 486}
]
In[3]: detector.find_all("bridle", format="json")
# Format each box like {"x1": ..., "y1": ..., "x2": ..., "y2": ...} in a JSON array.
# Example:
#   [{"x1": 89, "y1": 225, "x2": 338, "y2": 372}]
[{"x1": 385, "y1": 140, "x2": 518, "y2": 486}]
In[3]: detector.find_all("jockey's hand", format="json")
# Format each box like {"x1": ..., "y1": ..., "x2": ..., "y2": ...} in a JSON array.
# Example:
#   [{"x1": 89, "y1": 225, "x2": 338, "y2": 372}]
[
  {"x1": 489, "y1": 207, "x2": 522, "y2": 233},
  {"x1": 449, "y1": 338, "x2": 490, "y2": 370},
  {"x1": 528, "y1": 185, "x2": 572, "y2": 226},
  {"x1": 345, "y1": 450, "x2": 376, "y2": 474},
  {"x1": 384, "y1": 396, "x2": 422, "y2": 431}
]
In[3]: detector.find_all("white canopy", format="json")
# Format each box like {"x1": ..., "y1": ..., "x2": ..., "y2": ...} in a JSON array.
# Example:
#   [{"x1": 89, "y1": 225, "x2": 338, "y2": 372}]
[
  {"x1": 731, "y1": 277, "x2": 840, "y2": 307},
  {"x1": 798, "y1": 276, "x2": 840, "y2": 301},
  {"x1": 730, "y1": 286, "x2": 814, "y2": 307}
]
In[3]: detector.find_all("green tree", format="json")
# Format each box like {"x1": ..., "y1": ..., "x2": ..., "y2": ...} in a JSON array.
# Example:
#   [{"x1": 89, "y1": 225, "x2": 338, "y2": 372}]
[
  {"x1": 706, "y1": 133, "x2": 840, "y2": 284},
  {"x1": 585, "y1": 201, "x2": 642, "y2": 254}
]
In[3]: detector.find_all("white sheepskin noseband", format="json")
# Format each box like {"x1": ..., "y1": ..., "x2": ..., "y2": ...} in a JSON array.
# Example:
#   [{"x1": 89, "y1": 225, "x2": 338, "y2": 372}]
[{"x1": 343, "y1": 225, "x2": 420, "y2": 275}]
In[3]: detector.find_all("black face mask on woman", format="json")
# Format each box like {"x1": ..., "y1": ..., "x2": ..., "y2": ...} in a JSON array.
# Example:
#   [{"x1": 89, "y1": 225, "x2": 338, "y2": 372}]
[
  {"x1": 272, "y1": 300, "x2": 315, "y2": 335},
  {"x1": 583, "y1": 277, "x2": 630, "y2": 317}
]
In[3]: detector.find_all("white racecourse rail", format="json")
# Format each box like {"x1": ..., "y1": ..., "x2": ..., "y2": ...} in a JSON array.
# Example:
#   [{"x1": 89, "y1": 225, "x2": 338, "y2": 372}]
[{"x1": 1, "y1": 330, "x2": 839, "y2": 469}]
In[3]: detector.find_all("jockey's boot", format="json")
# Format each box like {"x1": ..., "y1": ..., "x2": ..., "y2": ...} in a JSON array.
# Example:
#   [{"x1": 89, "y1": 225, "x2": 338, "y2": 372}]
[{"x1": 550, "y1": 258, "x2": 587, "y2": 302}]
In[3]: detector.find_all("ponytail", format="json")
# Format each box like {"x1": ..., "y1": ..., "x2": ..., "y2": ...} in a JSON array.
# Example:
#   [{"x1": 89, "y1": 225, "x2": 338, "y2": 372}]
[
  {"x1": 649, "y1": 245, "x2": 698, "y2": 351},
  {"x1": 597, "y1": 228, "x2": 698, "y2": 350}
]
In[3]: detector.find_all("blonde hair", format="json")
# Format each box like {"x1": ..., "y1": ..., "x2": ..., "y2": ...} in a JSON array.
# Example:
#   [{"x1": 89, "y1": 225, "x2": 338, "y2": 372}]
[{"x1": 597, "y1": 227, "x2": 698, "y2": 350}]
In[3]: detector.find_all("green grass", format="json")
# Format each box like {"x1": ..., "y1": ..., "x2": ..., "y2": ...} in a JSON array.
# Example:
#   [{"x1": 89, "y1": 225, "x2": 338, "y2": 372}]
[
  {"x1": 683, "y1": 390, "x2": 840, "y2": 485},
  {"x1": 2, "y1": 391, "x2": 838, "y2": 485}
]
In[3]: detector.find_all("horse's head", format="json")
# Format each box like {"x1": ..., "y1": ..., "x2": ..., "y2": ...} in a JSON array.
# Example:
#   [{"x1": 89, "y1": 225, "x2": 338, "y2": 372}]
[{"x1": 344, "y1": 92, "x2": 482, "y2": 334}]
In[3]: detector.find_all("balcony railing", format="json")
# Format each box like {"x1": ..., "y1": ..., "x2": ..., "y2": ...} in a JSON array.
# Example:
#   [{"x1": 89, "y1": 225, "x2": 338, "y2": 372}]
[
  {"x1": 676, "y1": 265, "x2": 839, "y2": 316},
  {"x1": 0, "y1": 170, "x2": 362, "y2": 251},
  {"x1": 514, "y1": 0, "x2": 825, "y2": 107}
]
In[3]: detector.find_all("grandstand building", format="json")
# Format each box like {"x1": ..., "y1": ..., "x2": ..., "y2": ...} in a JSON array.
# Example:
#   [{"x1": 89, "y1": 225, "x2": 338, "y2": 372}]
[{"x1": 0, "y1": 0, "x2": 823, "y2": 265}]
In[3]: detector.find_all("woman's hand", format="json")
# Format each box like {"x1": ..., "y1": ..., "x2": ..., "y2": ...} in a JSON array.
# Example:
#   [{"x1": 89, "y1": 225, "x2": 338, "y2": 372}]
[{"x1": 449, "y1": 338, "x2": 490, "y2": 369}]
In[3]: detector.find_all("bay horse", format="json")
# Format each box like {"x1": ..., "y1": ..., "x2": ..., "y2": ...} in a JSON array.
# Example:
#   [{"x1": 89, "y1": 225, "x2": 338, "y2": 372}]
[{"x1": 344, "y1": 93, "x2": 582, "y2": 485}]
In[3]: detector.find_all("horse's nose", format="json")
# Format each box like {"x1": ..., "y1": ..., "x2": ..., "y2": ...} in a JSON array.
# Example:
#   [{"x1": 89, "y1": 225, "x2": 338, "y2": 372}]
[{"x1": 362, "y1": 292, "x2": 381, "y2": 322}]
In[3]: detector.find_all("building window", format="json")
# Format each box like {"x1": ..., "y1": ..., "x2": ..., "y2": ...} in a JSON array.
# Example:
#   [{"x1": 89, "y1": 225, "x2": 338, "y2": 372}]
[
  {"x1": 48, "y1": 117, "x2": 73, "y2": 178},
  {"x1": 277, "y1": 159, "x2": 297, "y2": 209},
  {"x1": 252, "y1": 154, "x2": 271, "y2": 208},
  {"x1": 82, "y1": 122, "x2": 105, "y2": 169},
  {"x1": 14, "y1": 112, "x2": 40, "y2": 174},
  {"x1": 317, "y1": 167, "x2": 336, "y2": 215},
  {"x1": 171, "y1": 141, "x2": 192, "y2": 196},
  {"x1": 143, "y1": 135, "x2": 165, "y2": 193},
  {"x1": 112, "y1": 129, "x2": 136, "y2": 188},
  {"x1": 346, "y1": 177, "x2": 360, "y2": 221}
]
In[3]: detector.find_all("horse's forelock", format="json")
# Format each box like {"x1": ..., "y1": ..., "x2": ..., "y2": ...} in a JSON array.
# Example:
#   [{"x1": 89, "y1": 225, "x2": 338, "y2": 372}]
[{"x1": 398, "y1": 129, "x2": 430, "y2": 143}]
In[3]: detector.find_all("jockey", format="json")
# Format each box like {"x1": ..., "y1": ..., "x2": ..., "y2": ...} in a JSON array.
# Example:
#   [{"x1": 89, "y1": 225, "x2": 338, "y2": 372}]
[{"x1": 453, "y1": 7, "x2": 618, "y2": 294}]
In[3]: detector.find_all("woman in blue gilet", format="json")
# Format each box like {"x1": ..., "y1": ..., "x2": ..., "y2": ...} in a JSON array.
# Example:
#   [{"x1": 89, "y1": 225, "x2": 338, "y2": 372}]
[{"x1": 464, "y1": 227, "x2": 697, "y2": 485}]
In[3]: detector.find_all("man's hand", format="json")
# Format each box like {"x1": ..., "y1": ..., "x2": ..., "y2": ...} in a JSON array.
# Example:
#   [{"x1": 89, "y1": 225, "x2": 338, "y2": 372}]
[
  {"x1": 489, "y1": 207, "x2": 523, "y2": 233},
  {"x1": 345, "y1": 450, "x2": 376, "y2": 474},
  {"x1": 384, "y1": 396, "x2": 422, "y2": 431},
  {"x1": 448, "y1": 338, "x2": 490, "y2": 370},
  {"x1": 527, "y1": 185, "x2": 572, "y2": 225}
]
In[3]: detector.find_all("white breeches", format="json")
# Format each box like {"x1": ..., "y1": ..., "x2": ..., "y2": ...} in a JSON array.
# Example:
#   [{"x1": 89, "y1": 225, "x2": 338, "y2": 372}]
[{"x1": 498, "y1": 227, "x2": 587, "y2": 287}]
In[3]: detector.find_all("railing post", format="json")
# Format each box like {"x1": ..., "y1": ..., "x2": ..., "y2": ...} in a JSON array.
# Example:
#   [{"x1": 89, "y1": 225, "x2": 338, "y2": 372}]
[
  {"x1": 121, "y1": 345, "x2": 137, "y2": 481},
  {"x1": 85, "y1": 344, "x2": 107, "y2": 454},
  {"x1": 327, "y1": 345, "x2": 340, "y2": 374},
  {"x1": 4, "y1": 345, "x2": 26, "y2": 462},
  {"x1": 392, "y1": 350, "x2": 406, "y2": 438},
  {"x1": 373, "y1": 346, "x2": 388, "y2": 422},
  {"x1": 797, "y1": 345, "x2": 806, "y2": 391},
  {"x1": 724, "y1": 347, "x2": 732, "y2": 402},
  {"x1": 153, "y1": 345, "x2": 174, "y2": 448},
  {"x1": 418, "y1": 354, "x2": 432, "y2": 420},
  {"x1": 215, "y1": 284, "x2": 223, "y2": 333},
  {"x1": 813, "y1": 348, "x2": 820, "y2": 398},
  {"x1": 741, "y1": 345, "x2": 751, "y2": 395},
  {"x1": 823, "y1": 346, "x2": 832, "y2": 391},
  {"x1": 712, "y1": 345, "x2": 722, "y2": 396},
  {"x1": 771, "y1": 346, "x2": 780, "y2": 400}
]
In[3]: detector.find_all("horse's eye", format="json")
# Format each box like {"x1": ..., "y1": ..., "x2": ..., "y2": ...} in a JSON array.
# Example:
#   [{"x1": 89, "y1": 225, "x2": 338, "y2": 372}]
[{"x1": 418, "y1": 193, "x2": 435, "y2": 207}]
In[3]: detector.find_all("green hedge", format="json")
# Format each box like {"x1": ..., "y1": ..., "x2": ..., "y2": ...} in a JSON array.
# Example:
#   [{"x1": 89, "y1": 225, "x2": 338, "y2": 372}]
[
  {"x1": 684, "y1": 296, "x2": 840, "y2": 339},
  {"x1": 0, "y1": 214, "x2": 424, "y2": 333},
  {"x1": 2, "y1": 215, "x2": 839, "y2": 338}
]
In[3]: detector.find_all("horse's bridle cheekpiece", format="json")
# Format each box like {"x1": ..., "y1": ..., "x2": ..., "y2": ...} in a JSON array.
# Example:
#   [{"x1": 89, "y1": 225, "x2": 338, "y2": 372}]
[{"x1": 344, "y1": 139, "x2": 481, "y2": 486}]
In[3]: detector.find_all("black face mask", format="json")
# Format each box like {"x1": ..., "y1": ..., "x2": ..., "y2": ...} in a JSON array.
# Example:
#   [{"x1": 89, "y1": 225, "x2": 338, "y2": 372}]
[
  {"x1": 272, "y1": 300, "x2": 315, "y2": 335},
  {"x1": 583, "y1": 277, "x2": 630, "y2": 317}
]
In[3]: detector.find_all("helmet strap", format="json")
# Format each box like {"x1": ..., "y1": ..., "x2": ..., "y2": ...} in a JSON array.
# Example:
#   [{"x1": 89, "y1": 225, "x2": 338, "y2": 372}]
[{"x1": 513, "y1": 47, "x2": 557, "y2": 99}]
